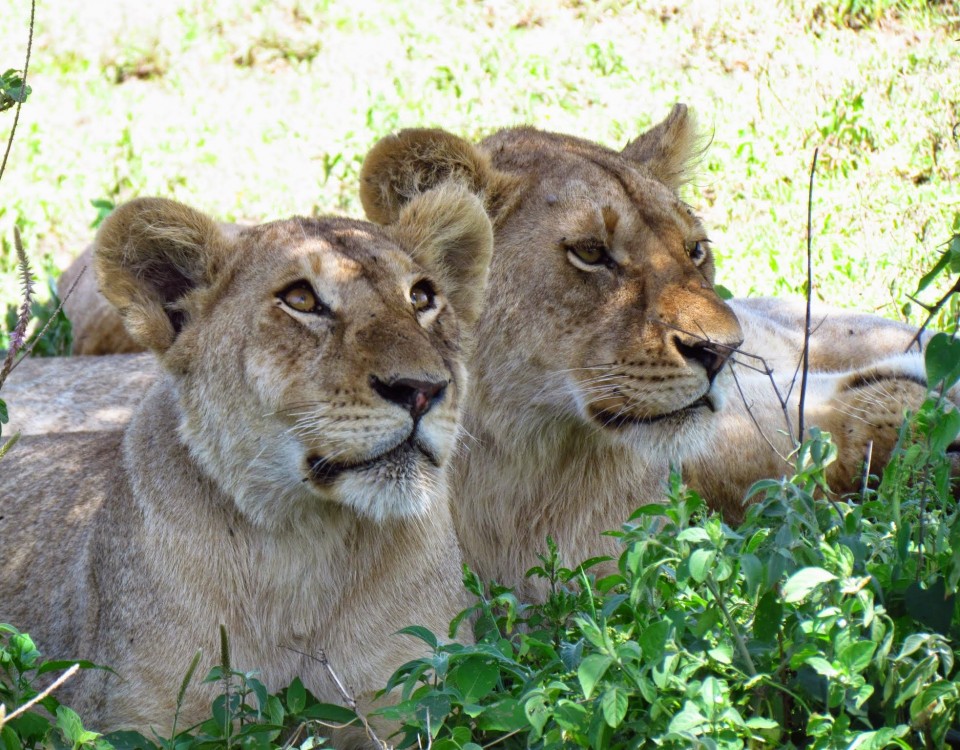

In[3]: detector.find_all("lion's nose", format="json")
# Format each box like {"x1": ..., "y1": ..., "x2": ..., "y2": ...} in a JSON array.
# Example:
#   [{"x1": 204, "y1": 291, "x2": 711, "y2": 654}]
[
  {"x1": 370, "y1": 376, "x2": 447, "y2": 418},
  {"x1": 673, "y1": 336, "x2": 736, "y2": 384}
]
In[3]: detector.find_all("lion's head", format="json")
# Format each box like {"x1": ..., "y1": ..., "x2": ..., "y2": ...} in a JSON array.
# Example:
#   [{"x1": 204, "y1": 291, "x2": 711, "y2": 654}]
[
  {"x1": 96, "y1": 186, "x2": 492, "y2": 528},
  {"x1": 358, "y1": 106, "x2": 745, "y2": 594},
  {"x1": 361, "y1": 104, "x2": 743, "y2": 457}
]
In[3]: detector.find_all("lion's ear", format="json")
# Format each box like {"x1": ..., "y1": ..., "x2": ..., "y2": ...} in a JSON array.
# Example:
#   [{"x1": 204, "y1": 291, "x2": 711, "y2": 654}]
[
  {"x1": 621, "y1": 103, "x2": 702, "y2": 191},
  {"x1": 387, "y1": 182, "x2": 493, "y2": 328},
  {"x1": 94, "y1": 197, "x2": 227, "y2": 353},
  {"x1": 360, "y1": 128, "x2": 518, "y2": 228}
]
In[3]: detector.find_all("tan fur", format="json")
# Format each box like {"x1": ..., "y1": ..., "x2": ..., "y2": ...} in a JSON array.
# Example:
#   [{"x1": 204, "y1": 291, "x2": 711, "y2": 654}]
[{"x1": 0, "y1": 186, "x2": 493, "y2": 744}]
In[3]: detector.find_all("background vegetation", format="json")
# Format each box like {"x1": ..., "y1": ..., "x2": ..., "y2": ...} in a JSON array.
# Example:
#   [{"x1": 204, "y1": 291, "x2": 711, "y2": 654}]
[{"x1": 0, "y1": 0, "x2": 958, "y2": 339}]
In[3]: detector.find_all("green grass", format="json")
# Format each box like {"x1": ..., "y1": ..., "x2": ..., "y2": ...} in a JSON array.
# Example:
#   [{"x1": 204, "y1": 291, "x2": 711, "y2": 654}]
[{"x1": 1, "y1": 0, "x2": 959, "y2": 329}]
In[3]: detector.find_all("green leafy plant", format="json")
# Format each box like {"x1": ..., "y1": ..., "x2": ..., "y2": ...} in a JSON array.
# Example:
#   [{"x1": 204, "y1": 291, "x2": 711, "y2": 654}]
[{"x1": 0, "y1": 70, "x2": 30, "y2": 113}]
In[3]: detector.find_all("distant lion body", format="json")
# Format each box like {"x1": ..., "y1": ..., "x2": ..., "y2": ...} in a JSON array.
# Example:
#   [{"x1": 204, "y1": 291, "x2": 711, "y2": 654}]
[{"x1": 0, "y1": 187, "x2": 493, "y2": 744}]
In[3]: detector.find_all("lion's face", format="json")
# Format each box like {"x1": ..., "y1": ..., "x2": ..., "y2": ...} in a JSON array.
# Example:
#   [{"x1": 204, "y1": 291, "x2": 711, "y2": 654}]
[
  {"x1": 477, "y1": 130, "x2": 743, "y2": 446},
  {"x1": 360, "y1": 106, "x2": 744, "y2": 454},
  {"x1": 95, "y1": 189, "x2": 491, "y2": 528}
]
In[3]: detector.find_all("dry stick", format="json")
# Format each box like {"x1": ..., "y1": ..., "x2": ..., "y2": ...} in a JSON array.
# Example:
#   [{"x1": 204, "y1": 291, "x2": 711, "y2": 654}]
[
  {"x1": 0, "y1": 663, "x2": 79, "y2": 728},
  {"x1": 797, "y1": 148, "x2": 819, "y2": 445},
  {"x1": 904, "y1": 276, "x2": 960, "y2": 354},
  {"x1": 859, "y1": 440, "x2": 874, "y2": 500},
  {"x1": 281, "y1": 646, "x2": 387, "y2": 750},
  {"x1": 729, "y1": 362, "x2": 791, "y2": 465},
  {"x1": 0, "y1": 0, "x2": 35, "y2": 186}
]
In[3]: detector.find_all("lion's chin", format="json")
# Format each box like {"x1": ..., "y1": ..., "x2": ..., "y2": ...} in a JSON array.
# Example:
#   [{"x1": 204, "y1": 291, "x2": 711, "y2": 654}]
[
  {"x1": 308, "y1": 440, "x2": 445, "y2": 522},
  {"x1": 589, "y1": 392, "x2": 718, "y2": 431}
]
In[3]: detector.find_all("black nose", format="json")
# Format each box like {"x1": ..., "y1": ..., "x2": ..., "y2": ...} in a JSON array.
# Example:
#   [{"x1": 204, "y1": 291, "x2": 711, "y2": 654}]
[
  {"x1": 674, "y1": 337, "x2": 732, "y2": 384},
  {"x1": 370, "y1": 376, "x2": 447, "y2": 418}
]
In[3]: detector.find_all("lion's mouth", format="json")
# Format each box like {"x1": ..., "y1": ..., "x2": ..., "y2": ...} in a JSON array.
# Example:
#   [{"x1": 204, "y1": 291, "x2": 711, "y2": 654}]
[
  {"x1": 307, "y1": 435, "x2": 440, "y2": 485},
  {"x1": 591, "y1": 393, "x2": 716, "y2": 430}
]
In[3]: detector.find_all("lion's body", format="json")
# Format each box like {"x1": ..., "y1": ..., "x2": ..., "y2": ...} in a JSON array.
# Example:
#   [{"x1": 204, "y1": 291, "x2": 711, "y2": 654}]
[{"x1": 0, "y1": 188, "x2": 493, "y2": 743}]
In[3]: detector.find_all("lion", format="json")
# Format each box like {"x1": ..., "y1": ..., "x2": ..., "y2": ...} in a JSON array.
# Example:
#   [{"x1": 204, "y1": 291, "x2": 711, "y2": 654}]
[
  {"x1": 10, "y1": 106, "x2": 952, "y2": 601},
  {"x1": 357, "y1": 105, "x2": 954, "y2": 596},
  {"x1": 0, "y1": 185, "x2": 493, "y2": 745}
]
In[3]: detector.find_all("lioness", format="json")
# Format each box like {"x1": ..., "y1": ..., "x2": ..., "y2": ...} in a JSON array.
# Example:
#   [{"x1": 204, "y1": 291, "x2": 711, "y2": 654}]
[
  {"x1": 358, "y1": 105, "x2": 954, "y2": 595},
  {"x1": 0, "y1": 185, "x2": 493, "y2": 743},
  {"x1": 7, "y1": 107, "x2": 950, "y2": 600}
]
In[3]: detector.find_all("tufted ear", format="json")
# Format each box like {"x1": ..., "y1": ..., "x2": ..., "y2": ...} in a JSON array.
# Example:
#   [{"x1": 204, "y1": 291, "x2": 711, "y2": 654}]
[
  {"x1": 360, "y1": 128, "x2": 519, "y2": 228},
  {"x1": 387, "y1": 182, "x2": 493, "y2": 328},
  {"x1": 94, "y1": 197, "x2": 228, "y2": 353},
  {"x1": 620, "y1": 103, "x2": 702, "y2": 191}
]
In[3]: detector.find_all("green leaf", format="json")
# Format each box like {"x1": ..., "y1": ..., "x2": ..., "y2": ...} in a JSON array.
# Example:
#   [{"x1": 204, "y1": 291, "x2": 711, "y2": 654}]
[
  {"x1": 395, "y1": 625, "x2": 439, "y2": 650},
  {"x1": 300, "y1": 702, "x2": 359, "y2": 725},
  {"x1": 714, "y1": 283, "x2": 733, "y2": 300},
  {"x1": 782, "y1": 567, "x2": 837, "y2": 603},
  {"x1": 638, "y1": 620, "x2": 671, "y2": 661},
  {"x1": 286, "y1": 676, "x2": 306, "y2": 715},
  {"x1": 925, "y1": 333, "x2": 960, "y2": 390},
  {"x1": 740, "y1": 553, "x2": 763, "y2": 596},
  {"x1": 577, "y1": 654, "x2": 613, "y2": 699},
  {"x1": 915, "y1": 250, "x2": 951, "y2": 294},
  {"x1": 56, "y1": 707, "x2": 99, "y2": 748},
  {"x1": 448, "y1": 657, "x2": 498, "y2": 703},
  {"x1": 667, "y1": 701, "x2": 707, "y2": 734},
  {"x1": 524, "y1": 694, "x2": 550, "y2": 737},
  {"x1": 688, "y1": 548, "x2": 715, "y2": 583},
  {"x1": 475, "y1": 698, "x2": 525, "y2": 732},
  {"x1": 0, "y1": 399, "x2": 7, "y2": 424},
  {"x1": 753, "y1": 590, "x2": 783, "y2": 642},
  {"x1": 806, "y1": 657, "x2": 839, "y2": 678},
  {"x1": 905, "y1": 577, "x2": 955, "y2": 635},
  {"x1": 838, "y1": 640, "x2": 877, "y2": 675},
  {"x1": 677, "y1": 527, "x2": 710, "y2": 543},
  {"x1": 600, "y1": 687, "x2": 629, "y2": 728}
]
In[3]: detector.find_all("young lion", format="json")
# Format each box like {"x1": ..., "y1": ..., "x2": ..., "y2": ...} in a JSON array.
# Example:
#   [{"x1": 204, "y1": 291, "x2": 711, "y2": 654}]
[
  {"x1": 0, "y1": 186, "x2": 493, "y2": 743},
  {"x1": 358, "y1": 105, "x2": 956, "y2": 596}
]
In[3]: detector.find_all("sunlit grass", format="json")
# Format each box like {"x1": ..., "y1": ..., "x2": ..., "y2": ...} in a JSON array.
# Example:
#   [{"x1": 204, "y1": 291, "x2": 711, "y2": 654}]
[{"x1": 1, "y1": 0, "x2": 958, "y2": 328}]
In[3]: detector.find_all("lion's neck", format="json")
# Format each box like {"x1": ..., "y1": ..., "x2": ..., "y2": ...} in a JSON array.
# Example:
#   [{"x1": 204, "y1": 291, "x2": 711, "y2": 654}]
[
  {"x1": 451, "y1": 395, "x2": 672, "y2": 600},
  {"x1": 122, "y1": 378, "x2": 446, "y2": 623}
]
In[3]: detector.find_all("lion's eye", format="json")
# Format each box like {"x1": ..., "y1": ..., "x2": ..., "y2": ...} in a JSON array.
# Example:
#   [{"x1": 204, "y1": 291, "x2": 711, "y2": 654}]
[
  {"x1": 279, "y1": 282, "x2": 327, "y2": 315},
  {"x1": 687, "y1": 240, "x2": 709, "y2": 266},
  {"x1": 565, "y1": 239, "x2": 614, "y2": 270},
  {"x1": 410, "y1": 280, "x2": 436, "y2": 313}
]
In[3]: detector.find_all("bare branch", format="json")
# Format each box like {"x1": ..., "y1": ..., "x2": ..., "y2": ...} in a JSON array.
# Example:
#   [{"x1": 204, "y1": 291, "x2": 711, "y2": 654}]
[
  {"x1": 281, "y1": 646, "x2": 388, "y2": 749},
  {"x1": 0, "y1": 663, "x2": 79, "y2": 728},
  {"x1": 797, "y1": 148, "x2": 819, "y2": 444},
  {"x1": 0, "y1": 0, "x2": 35, "y2": 185},
  {"x1": 729, "y1": 362, "x2": 792, "y2": 465},
  {"x1": 905, "y1": 276, "x2": 960, "y2": 353}
]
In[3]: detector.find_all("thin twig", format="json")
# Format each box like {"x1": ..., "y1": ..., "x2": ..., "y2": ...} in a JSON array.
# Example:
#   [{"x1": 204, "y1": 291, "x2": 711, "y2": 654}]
[
  {"x1": 705, "y1": 579, "x2": 757, "y2": 677},
  {"x1": 859, "y1": 440, "x2": 874, "y2": 500},
  {"x1": 729, "y1": 362, "x2": 791, "y2": 465},
  {"x1": 905, "y1": 276, "x2": 960, "y2": 353},
  {"x1": 797, "y1": 148, "x2": 819, "y2": 444},
  {"x1": 0, "y1": 0, "x2": 35, "y2": 185},
  {"x1": 281, "y1": 646, "x2": 388, "y2": 749},
  {"x1": 0, "y1": 664, "x2": 79, "y2": 727}
]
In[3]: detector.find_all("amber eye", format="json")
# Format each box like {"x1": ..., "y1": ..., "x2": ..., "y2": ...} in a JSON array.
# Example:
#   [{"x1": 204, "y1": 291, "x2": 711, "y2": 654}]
[
  {"x1": 687, "y1": 239, "x2": 709, "y2": 266},
  {"x1": 279, "y1": 282, "x2": 327, "y2": 315},
  {"x1": 410, "y1": 280, "x2": 436, "y2": 313},
  {"x1": 566, "y1": 239, "x2": 614, "y2": 269}
]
